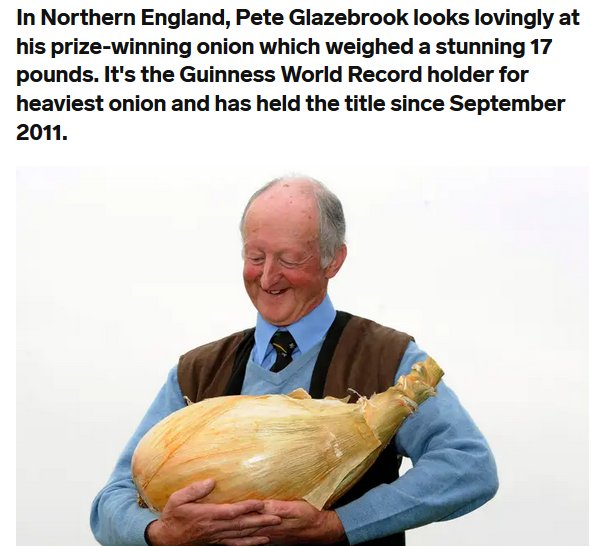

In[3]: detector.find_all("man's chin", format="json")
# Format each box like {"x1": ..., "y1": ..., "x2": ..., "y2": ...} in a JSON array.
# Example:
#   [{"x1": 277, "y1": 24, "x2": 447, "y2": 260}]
[
  {"x1": 261, "y1": 314, "x2": 291, "y2": 327},
  {"x1": 258, "y1": 306, "x2": 293, "y2": 327}
]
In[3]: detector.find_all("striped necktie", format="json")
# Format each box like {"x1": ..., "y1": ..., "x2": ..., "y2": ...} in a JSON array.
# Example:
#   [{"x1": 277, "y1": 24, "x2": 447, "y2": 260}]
[{"x1": 270, "y1": 330, "x2": 297, "y2": 372}]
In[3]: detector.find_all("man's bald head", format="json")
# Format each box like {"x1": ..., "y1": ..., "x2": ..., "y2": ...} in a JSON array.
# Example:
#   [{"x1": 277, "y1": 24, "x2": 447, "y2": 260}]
[{"x1": 240, "y1": 176, "x2": 346, "y2": 268}]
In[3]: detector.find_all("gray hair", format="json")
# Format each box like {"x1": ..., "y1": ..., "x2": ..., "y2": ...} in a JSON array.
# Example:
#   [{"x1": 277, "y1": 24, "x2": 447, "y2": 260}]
[{"x1": 240, "y1": 176, "x2": 346, "y2": 268}]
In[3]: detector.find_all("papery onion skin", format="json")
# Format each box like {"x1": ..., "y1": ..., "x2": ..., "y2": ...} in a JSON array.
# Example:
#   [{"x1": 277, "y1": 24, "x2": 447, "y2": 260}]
[{"x1": 132, "y1": 357, "x2": 443, "y2": 512}]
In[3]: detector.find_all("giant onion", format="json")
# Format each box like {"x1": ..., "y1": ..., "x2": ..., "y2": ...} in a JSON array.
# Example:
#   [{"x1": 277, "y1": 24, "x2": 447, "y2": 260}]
[{"x1": 132, "y1": 357, "x2": 443, "y2": 512}]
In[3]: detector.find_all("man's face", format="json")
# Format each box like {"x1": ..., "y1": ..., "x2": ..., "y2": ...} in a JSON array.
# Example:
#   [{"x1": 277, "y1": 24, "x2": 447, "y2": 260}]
[{"x1": 242, "y1": 183, "x2": 342, "y2": 326}]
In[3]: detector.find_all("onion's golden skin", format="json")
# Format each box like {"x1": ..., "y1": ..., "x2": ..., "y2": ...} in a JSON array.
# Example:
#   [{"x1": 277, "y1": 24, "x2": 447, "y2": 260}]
[{"x1": 132, "y1": 357, "x2": 443, "y2": 512}]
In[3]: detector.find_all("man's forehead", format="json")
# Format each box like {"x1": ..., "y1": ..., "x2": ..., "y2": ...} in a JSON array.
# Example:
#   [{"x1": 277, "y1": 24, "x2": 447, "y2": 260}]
[
  {"x1": 245, "y1": 187, "x2": 318, "y2": 225},
  {"x1": 243, "y1": 226, "x2": 319, "y2": 246},
  {"x1": 242, "y1": 211, "x2": 320, "y2": 252}
]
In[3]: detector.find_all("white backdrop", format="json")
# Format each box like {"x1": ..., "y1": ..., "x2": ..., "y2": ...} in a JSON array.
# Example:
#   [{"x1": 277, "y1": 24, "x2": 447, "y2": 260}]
[{"x1": 16, "y1": 166, "x2": 588, "y2": 545}]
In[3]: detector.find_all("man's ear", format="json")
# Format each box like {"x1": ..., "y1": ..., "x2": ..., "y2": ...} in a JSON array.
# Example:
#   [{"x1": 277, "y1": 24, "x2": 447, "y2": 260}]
[{"x1": 325, "y1": 244, "x2": 347, "y2": 279}]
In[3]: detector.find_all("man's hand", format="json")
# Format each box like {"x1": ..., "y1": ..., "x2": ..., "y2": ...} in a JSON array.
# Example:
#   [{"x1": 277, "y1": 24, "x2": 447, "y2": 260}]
[
  {"x1": 242, "y1": 500, "x2": 346, "y2": 545},
  {"x1": 146, "y1": 479, "x2": 281, "y2": 546}
]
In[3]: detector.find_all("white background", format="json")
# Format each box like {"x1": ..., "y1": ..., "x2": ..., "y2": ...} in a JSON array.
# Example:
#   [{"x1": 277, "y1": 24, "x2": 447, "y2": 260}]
[
  {"x1": 9, "y1": 1, "x2": 590, "y2": 546},
  {"x1": 16, "y1": 166, "x2": 588, "y2": 546}
]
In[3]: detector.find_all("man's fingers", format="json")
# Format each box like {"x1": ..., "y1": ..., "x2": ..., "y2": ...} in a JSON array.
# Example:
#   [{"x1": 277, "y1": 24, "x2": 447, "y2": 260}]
[
  {"x1": 211, "y1": 514, "x2": 281, "y2": 536},
  {"x1": 227, "y1": 514, "x2": 281, "y2": 530},
  {"x1": 260, "y1": 500, "x2": 296, "y2": 517},
  {"x1": 167, "y1": 479, "x2": 216, "y2": 507},
  {"x1": 220, "y1": 537, "x2": 270, "y2": 546},
  {"x1": 216, "y1": 500, "x2": 267, "y2": 519}
]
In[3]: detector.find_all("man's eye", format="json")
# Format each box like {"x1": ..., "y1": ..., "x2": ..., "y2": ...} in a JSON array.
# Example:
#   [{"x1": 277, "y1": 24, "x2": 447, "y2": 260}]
[
  {"x1": 248, "y1": 257, "x2": 264, "y2": 264},
  {"x1": 280, "y1": 259, "x2": 298, "y2": 267}
]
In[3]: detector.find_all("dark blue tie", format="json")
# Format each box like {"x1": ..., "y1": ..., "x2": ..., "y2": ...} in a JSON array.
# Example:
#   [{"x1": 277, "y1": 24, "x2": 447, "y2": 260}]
[{"x1": 270, "y1": 330, "x2": 297, "y2": 372}]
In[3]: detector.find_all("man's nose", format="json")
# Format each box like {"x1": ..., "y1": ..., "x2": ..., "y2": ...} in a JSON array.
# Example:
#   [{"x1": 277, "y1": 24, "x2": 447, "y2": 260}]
[{"x1": 260, "y1": 259, "x2": 281, "y2": 289}]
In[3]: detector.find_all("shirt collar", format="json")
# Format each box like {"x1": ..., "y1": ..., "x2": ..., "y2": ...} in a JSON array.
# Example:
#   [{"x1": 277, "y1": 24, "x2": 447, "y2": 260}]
[{"x1": 253, "y1": 295, "x2": 336, "y2": 362}]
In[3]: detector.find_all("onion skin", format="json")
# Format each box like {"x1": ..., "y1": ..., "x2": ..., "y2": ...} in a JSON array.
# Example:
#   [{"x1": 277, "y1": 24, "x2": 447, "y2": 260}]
[{"x1": 132, "y1": 357, "x2": 443, "y2": 512}]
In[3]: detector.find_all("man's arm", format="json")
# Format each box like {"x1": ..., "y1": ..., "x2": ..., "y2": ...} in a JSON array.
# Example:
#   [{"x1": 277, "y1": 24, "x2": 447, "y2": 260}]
[
  {"x1": 90, "y1": 367, "x2": 186, "y2": 546},
  {"x1": 90, "y1": 367, "x2": 280, "y2": 546},
  {"x1": 251, "y1": 342, "x2": 498, "y2": 545},
  {"x1": 334, "y1": 342, "x2": 499, "y2": 544}
]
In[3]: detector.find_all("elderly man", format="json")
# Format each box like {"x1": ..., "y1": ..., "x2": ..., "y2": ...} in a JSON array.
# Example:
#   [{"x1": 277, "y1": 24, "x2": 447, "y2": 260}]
[{"x1": 91, "y1": 177, "x2": 498, "y2": 546}]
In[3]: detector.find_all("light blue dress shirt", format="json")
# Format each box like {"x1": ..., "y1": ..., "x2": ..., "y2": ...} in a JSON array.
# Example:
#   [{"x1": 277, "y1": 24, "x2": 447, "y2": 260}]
[
  {"x1": 90, "y1": 296, "x2": 498, "y2": 545},
  {"x1": 252, "y1": 295, "x2": 336, "y2": 369}
]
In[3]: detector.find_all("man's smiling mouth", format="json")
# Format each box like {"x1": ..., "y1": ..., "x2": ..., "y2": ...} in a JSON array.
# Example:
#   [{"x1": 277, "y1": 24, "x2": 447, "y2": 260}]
[{"x1": 265, "y1": 289, "x2": 288, "y2": 295}]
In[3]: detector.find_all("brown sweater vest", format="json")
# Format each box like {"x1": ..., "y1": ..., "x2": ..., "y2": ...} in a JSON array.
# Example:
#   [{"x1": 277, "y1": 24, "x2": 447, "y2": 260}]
[{"x1": 177, "y1": 312, "x2": 412, "y2": 546}]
